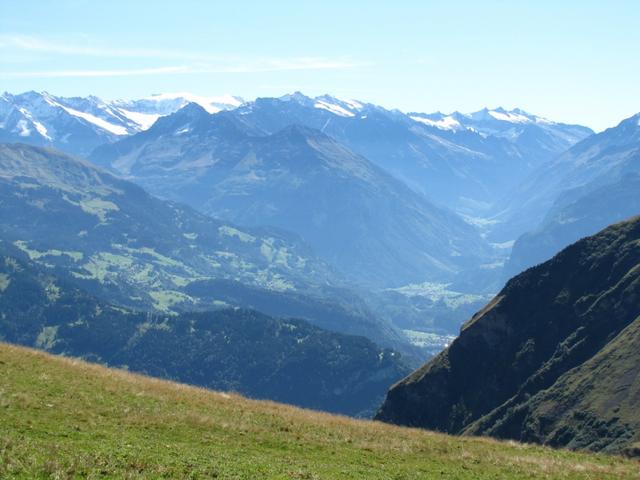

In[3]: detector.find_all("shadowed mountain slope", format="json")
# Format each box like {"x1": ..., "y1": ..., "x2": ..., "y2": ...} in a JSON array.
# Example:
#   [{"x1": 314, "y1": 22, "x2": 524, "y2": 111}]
[{"x1": 376, "y1": 216, "x2": 640, "y2": 455}]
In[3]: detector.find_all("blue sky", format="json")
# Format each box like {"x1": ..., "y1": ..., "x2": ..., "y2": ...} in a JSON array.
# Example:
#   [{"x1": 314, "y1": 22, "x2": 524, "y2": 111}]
[{"x1": 1, "y1": 0, "x2": 638, "y2": 131}]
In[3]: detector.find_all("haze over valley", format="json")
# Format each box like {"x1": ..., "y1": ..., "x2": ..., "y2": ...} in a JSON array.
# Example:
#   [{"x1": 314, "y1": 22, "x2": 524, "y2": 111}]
[{"x1": 1, "y1": 1, "x2": 639, "y2": 477}]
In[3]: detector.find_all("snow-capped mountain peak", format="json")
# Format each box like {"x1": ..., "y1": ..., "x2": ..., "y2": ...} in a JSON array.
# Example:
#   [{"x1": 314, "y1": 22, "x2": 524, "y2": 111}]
[
  {"x1": 464, "y1": 107, "x2": 553, "y2": 126},
  {"x1": 279, "y1": 91, "x2": 314, "y2": 105},
  {"x1": 407, "y1": 107, "x2": 562, "y2": 137},
  {"x1": 110, "y1": 92, "x2": 243, "y2": 128},
  {"x1": 0, "y1": 91, "x2": 245, "y2": 156},
  {"x1": 487, "y1": 108, "x2": 530, "y2": 123},
  {"x1": 136, "y1": 92, "x2": 244, "y2": 113},
  {"x1": 276, "y1": 92, "x2": 367, "y2": 118}
]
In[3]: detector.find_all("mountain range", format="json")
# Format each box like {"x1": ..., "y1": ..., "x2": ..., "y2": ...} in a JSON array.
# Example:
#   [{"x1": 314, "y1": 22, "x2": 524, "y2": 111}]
[
  {"x1": 226, "y1": 94, "x2": 592, "y2": 215},
  {"x1": 1, "y1": 90, "x2": 634, "y2": 338},
  {"x1": 1, "y1": 91, "x2": 592, "y2": 216},
  {"x1": 0, "y1": 142, "x2": 408, "y2": 351},
  {"x1": 90, "y1": 104, "x2": 493, "y2": 288},
  {"x1": 502, "y1": 112, "x2": 640, "y2": 276},
  {"x1": 0, "y1": 91, "x2": 242, "y2": 156}
]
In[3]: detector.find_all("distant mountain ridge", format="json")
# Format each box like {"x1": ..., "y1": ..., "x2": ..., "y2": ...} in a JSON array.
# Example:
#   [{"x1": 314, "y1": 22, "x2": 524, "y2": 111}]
[
  {"x1": 500, "y1": 111, "x2": 640, "y2": 276},
  {"x1": 1, "y1": 91, "x2": 592, "y2": 214},
  {"x1": 91, "y1": 104, "x2": 494, "y2": 288},
  {"x1": 506, "y1": 173, "x2": 640, "y2": 277},
  {"x1": 228, "y1": 93, "x2": 592, "y2": 213},
  {"x1": 0, "y1": 91, "x2": 243, "y2": 156},
  {"x1": 492, "y1": 112, "x2": 640, "y2": 241}
]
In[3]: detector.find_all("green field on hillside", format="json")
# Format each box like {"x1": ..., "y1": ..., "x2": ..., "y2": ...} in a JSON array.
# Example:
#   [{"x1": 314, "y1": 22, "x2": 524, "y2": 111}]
[{"x1": 0, "y1": 343, "x2": 638, "y2": 479}]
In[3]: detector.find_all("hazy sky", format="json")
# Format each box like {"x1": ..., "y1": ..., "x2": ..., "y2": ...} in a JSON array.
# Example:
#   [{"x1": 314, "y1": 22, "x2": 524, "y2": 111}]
[{"x1": 1, "y1": 0, "x2": 638, "y2": 131}]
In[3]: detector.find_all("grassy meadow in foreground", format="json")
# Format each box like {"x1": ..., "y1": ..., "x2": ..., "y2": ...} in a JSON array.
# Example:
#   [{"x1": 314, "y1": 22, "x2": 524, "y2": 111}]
[{"x1": 0, "y1": 343, "x2": 638, "y2": 479}]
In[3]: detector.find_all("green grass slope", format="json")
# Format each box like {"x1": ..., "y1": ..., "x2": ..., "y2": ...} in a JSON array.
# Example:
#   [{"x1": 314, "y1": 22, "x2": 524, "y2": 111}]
[{"x1": 0, "y1": 344, "x2": 638, "y2": 479}]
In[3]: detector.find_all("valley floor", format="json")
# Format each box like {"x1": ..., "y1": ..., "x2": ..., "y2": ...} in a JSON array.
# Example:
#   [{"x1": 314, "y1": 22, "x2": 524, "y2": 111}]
[{"x1": 0, "y1": 343, "x2": 637, "y2": 479}]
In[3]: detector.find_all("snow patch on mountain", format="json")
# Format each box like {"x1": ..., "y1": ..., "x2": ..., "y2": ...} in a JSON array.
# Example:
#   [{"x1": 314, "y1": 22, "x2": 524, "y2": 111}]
[
  {"x1": 117, "y1": 109, "x2": 161, "y2": 130},
  {"x1": 488, "y1": 110, "x2": 531, "y2": 123},
  {"x1": 17, "y1": 107, "x2": 51, "y2": 139},
  {"x1": 142, "y1": 92, "x2": 244, "y2": 114},
  {"x1": 280, "y1": 93, "x2": 365, "y2": 118},
  {"x1": 342, "y1": 99, "x2": 364, "y2": 111},
  {"x1": 411, "y1": 115, "x2": 462, "y2": 131},
  {"x1": 314, "y1": 100, "x2": 355, "y2": 117},
  {"x1": 16, "y1": 119, "x2": 31, "y2": 137},
  {"x1": 59, "y1": 105, "x2": 129, "y2": 135},
  {"x1": 0, "y1": 91, "x2": 246, "y2": 149},
  {"x1": 31, "y1": 120, "x2": 50, "y2": 139}
]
